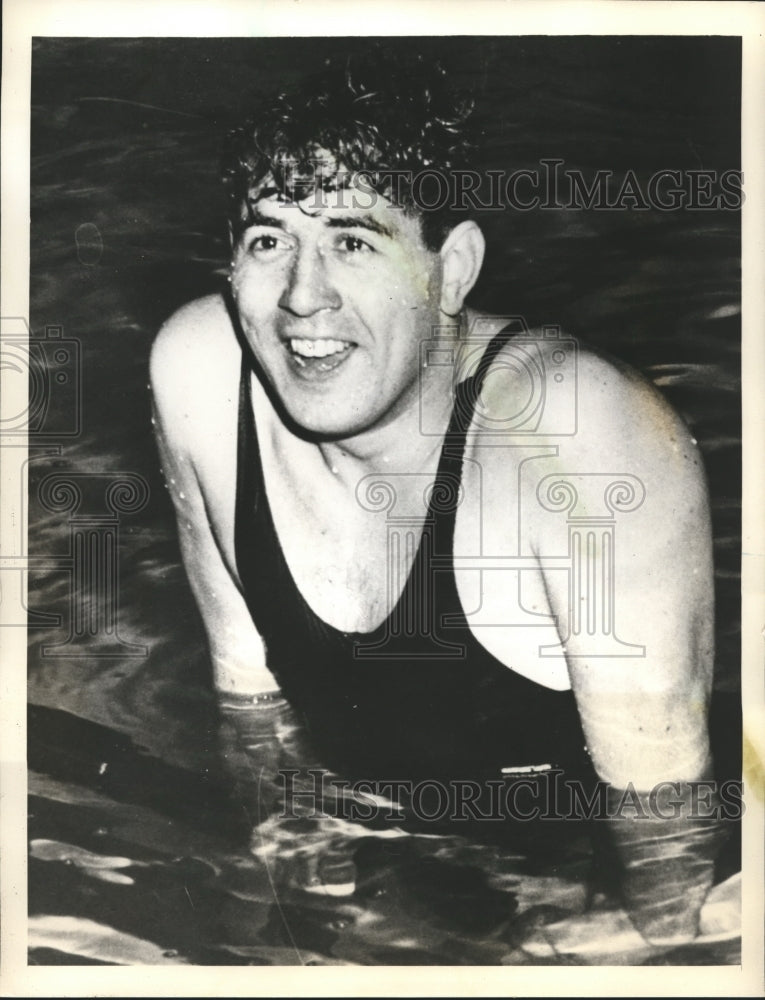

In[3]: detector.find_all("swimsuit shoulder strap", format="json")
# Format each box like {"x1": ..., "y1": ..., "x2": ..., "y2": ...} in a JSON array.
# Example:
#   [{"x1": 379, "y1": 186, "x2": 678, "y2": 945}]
[
  {"x1": 235, "y1": 353, "x2": 257, "y2": 525},
  {"x1": 427, "y1": 321, "x2": 521, "y2": 548}
]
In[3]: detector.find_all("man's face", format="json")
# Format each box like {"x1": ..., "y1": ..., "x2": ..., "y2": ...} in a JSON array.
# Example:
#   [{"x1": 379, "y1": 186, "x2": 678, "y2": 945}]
[{"x1": 230, "y1": 182, "x2": 445, "y2": 440}]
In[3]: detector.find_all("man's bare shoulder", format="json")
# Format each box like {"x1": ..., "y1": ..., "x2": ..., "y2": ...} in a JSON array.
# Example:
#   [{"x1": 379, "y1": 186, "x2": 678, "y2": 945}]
[
  {"x1": 476, "y1": 331, "x2": 701, "y2": 475},
  {"x1": 565, "y1": 341, "x2": 703, "y2": 483},
  {"x1": 150, "y1": 294, "x2": 241, "y2": 440},
  {"x1": 151, "y1": 293, "x2": 238, "y2": 385},
  {"x1": 150, "y1": 295, "x2": 241, "y2": 407}
]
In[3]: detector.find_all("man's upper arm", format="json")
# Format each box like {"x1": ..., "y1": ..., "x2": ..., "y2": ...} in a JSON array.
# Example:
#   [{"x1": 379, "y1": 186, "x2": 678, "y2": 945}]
[
  {"x1": 149, "y1": 300, "x2": 272, "y2": 695},
  {"x1": 527, "y1": 354, "x2": 714, "y2": 788}
]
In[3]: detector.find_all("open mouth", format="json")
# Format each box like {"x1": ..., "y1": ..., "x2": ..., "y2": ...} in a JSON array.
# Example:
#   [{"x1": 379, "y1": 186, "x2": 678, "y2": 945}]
[{"x1": 286, "y1": 337, "x2": 355, "y2": 374}]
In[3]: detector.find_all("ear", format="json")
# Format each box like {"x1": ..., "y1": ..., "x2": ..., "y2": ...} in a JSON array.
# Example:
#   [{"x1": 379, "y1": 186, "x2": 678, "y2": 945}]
[{"x1": 438, "y1": 221, "x2": 485, "y2": 317}]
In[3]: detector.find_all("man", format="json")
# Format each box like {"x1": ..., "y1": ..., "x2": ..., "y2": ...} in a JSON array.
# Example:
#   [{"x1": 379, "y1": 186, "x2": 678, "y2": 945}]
[{"x1": 150, "y1": 53, "x2": 725, "y2": 951}]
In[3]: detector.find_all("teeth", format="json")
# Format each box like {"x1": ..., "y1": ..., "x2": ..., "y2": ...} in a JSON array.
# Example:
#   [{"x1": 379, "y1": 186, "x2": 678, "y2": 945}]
[{"x1": 289, "y1": 338, "x2": 351, "y2": 359}]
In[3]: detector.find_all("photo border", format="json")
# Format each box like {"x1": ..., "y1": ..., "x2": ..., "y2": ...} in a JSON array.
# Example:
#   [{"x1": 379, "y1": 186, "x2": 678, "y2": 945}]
[{"x1": 2, "y1": 1, "x2": 763, "y2": 996}]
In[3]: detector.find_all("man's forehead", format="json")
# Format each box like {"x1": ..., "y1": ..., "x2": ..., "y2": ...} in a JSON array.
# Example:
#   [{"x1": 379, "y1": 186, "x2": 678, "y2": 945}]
[
  {"x1": 244, "y1": 177, "x2": 424, "y2": 240},
  {"x1": 248, "y1": 168, "x2": 386, "y2": 210}
]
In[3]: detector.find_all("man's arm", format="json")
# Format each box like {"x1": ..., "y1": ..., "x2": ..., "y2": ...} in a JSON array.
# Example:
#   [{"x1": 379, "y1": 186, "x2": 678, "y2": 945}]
[
  {"x1": 530, "y1": 353, "x2": 713, "y2": 787},
  {"x1": 527, "y1": 351, "x2": 721, "y2": 944},
  {"x1": 149, "y1": 298, "x2": 277, "y2": 698}
]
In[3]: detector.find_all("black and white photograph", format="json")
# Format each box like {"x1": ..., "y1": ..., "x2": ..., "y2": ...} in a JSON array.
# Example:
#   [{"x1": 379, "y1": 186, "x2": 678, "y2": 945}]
[{"x1": 2, "y1": 1, "x2": 763, "y2": 993}]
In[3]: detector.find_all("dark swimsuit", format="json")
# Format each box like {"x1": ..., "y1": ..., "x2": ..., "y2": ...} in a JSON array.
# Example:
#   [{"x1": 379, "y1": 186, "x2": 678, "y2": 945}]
[{"x1": 235, "y1": 327, "x2": 594, "y2": 801}]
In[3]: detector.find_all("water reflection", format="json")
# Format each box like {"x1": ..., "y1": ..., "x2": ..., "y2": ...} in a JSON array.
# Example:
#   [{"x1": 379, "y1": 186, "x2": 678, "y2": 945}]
[{"x1": 29, "y1": 696, "x2": 740, "y2": 965}]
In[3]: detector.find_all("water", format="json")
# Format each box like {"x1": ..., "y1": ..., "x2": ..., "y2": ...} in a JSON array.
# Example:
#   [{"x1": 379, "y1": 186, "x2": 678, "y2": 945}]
[{"x1": 26, "y1": 37, "x2": 741, "y2": 965}]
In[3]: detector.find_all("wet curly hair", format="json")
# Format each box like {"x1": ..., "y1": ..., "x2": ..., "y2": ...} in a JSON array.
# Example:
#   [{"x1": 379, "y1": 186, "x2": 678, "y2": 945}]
[{"x1": 221, "y1": 48, "x2": 476, "y2": 251}]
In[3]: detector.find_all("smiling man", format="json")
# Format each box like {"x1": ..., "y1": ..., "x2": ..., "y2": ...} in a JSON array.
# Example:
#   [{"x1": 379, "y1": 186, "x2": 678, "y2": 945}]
[{"x1": 150, "y1": 52, "x2": 728, "y2": 950}]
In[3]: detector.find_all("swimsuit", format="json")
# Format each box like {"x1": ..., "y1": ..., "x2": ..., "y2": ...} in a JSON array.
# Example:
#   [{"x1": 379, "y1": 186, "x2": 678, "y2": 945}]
[{"x1": 234, "y1": 327, "x2": 594, "y2": 795}]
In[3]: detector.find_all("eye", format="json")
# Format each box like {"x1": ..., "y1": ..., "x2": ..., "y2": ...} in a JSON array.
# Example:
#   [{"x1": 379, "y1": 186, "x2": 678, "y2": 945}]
[
  {"x1": 337, "y1": 234, "x2": 373, "y2": 254},
  {"x1": 248, "y1": 232, "x2": 288, "y2": 254}
]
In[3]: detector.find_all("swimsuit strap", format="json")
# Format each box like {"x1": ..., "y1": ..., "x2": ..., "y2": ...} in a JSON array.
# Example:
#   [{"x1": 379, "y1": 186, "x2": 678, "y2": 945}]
[{"x1": 425, "y1": 322, "x2": 521, "y2": 551}]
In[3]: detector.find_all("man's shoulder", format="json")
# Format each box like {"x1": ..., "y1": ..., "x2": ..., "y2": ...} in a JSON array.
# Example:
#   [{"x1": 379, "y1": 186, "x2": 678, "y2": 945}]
[
  {"x1": 150, "y1": 293, "x2": 241, "y2": 441},
  {"x1": 475, "y1": 330, "x2": 696, "y2": 466},
  {"x1": 566, "y1": 339, "x2": 696, "y2": 468},
  {"x1": 151, "y1": 293, "x2": 236, "y2": 376},
  {"x1": 468, "y1": 330, "x2": 709, "y2": 556}
]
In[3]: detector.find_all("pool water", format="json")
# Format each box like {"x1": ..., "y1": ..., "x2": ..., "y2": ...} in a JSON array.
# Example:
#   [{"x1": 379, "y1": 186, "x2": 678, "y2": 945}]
[{"x1": 26, "y1": 37, "x2": 741, "y2": 965}]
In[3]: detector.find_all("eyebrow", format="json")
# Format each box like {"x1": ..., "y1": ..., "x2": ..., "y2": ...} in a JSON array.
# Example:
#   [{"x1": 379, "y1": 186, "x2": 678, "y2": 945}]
[
  {"x1": 247, "y1": 206, "x2": 395, "y2": 239},
  {"x1": 324, "y1": 215, "x2": 395, "y2": 239}
]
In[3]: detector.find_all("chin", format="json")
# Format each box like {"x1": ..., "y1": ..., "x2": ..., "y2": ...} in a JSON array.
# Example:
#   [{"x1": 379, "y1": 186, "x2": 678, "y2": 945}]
[{"x1": 284, "y1": 403, "x2": 373, "y2": 442}]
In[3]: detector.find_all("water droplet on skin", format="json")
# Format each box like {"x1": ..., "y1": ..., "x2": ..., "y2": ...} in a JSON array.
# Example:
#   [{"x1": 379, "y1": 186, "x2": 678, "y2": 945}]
[
  {"x1": 179, "y1": 491, "x2": 185, "y2": 500},
  {"x1": 170, "y1": 478, "x2": 176, "y2": 485}
]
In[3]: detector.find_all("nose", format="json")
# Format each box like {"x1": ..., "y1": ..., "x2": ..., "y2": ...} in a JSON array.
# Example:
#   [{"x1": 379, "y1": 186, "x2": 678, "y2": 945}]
[{"x1": 278, "y1": 244, "x2": 341, "y2": 317}]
